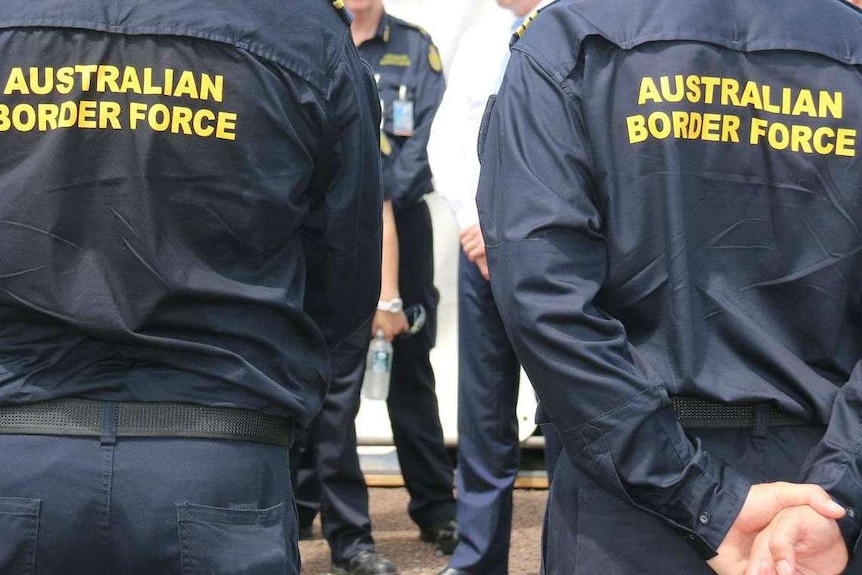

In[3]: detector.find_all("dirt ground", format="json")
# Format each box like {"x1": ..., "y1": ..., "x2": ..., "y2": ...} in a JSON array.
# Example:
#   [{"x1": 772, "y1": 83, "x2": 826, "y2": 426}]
[{"x1": 298, "y1": 487, "x2": 548, "y2": 575}]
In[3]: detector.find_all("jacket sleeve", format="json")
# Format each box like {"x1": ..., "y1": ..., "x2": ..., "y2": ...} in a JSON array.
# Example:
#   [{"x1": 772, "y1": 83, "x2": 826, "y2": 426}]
[
  {"x1": 476, "y1": 47, "x2": 751, "y2": 558},
  {"x1": 303, "y1": 32, "x2": 383, "y2": 350},
  {"x1": 382, "y1": 37, "x2": 445, "y2": 206},
  {"x1": 801, "y1": 362, "x2": 862, "y2": 554}
]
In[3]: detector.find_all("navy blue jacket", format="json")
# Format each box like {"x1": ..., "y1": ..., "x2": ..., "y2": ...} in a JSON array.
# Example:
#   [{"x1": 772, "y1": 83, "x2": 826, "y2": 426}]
[
  {"x1": 479, "y1": 0, "x2": 862, "y2": 558},
  {"x1": 0, "y1": 0, "x2": 383, "y2": 427},
  {"x1": 357, "y1": 12, "x2": 444, "y2": 209}
]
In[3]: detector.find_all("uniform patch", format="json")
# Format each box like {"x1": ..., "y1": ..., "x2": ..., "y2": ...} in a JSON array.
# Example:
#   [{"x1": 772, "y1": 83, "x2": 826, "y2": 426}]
[
  {"x1": 380, "y1": 53, "x2": 411, "y2": 67},
  {"x1": 428, "y1": 45, "x2": 442, "y2": 73},
  {"x1": 625, "y1": 74, "x2": 856, "y2": 157},
  {"x1": 0, "y1": 65, "x2": 238, "y2": 141}
]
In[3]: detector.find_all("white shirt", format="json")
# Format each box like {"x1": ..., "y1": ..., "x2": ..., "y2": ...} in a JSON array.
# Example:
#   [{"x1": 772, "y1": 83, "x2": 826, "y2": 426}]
[{"x1": 428, "y1": 1, "x2": 552, "y2": 230}]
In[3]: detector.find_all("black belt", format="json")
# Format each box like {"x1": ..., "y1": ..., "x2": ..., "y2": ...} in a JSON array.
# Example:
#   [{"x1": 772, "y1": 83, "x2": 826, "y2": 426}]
[
  {"x1": 0, "y1": 399, "x2": 293, "y2": 447},
  {"x1": 671, "y1": 396, "x2": 810, "y2": 429}
]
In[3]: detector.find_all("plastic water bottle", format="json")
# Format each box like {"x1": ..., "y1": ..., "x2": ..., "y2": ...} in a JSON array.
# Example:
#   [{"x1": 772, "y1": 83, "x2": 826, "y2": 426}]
[{"x1": 362, "y1": 330, "x2": 392, "y2": 400}]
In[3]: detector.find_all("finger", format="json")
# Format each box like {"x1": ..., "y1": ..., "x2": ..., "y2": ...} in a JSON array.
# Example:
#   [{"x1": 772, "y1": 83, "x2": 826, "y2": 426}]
[
  {"x1": 466, "y1": 245, "x2": 486, "y2": 260},
  {"x1": 747, "y1": 527, "x2": 778, "y2": 575},
  {"x1": 459, "y1": 231, "x2": 477, "y2": 246},
  {"x1": 769, "y1": 533, "x2": 797, "y2": 575},
  {"x1": 744, "y1": 558, "x2": 776, "y2": 575},
  {"x1": 462, "y1": 239, "x2": 480, "y2": 254},
  {"x1": 767, "y1": 483, "x2": 846, "y2": 519}
]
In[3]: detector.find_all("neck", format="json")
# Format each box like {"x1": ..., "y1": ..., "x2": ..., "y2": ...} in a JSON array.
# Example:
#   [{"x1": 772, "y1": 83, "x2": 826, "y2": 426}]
[{"x1": 350, "y1": 4, "x2": 384, "y2": 46}]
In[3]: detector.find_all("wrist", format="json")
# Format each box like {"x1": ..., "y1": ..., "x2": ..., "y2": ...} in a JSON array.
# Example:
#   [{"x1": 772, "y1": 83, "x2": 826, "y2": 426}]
[{"x1": 377, "y1": 297, "x2": 403, "y2": 314}]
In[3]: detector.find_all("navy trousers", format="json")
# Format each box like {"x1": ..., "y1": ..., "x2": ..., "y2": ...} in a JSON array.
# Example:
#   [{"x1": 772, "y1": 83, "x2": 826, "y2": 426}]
[
  {"x1": 449, "y1": 250, "x2": 522, "y2": 575},
  {"x1": 390, "y1": 202, "x2": 454, "y2": 528},
  {"x1": 292, "y1": 325, "x2": 375, "y2": 563},
  {"x1": 544, "y1": 425, "x2": 862, "y2": 574},
  {"x1": 0, "y1": 424, "x2": 296, "y2": 574},
  {"x1": 292, "y1": 201, "x2": 455, "y2": 561}
]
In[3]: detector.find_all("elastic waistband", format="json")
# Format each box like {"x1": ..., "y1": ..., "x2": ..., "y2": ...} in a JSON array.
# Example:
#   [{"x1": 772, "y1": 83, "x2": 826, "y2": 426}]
[
  {"x1": 0, "y1": 399, "x2": 293, "y2": 447},
  {"x1": 671, "y1": 396, "x2": 810, "y2": 430}
]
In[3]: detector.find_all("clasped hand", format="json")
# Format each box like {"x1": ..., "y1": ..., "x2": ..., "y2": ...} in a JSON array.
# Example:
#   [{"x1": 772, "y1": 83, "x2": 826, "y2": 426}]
[{"x1": 707, "y1": 482, "x2": 848, "y2": 575}]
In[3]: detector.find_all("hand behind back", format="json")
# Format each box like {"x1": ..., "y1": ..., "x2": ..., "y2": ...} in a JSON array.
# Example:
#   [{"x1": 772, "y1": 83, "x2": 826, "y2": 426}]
[{"x1": 706, "y1": 482, "x2": 846, "y2": 575}]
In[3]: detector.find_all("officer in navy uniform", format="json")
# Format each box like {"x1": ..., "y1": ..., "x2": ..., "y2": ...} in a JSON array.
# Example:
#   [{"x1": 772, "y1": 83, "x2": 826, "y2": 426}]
[
  {"x1": 0, "y1": 0, "x2": 381, "y2": 573},
  {"x1": 291, "y1": 1, "x2": 456, "y2": 574},
  {"x1": 479, "y1": 0, "x2": 862, "y2": 573}
]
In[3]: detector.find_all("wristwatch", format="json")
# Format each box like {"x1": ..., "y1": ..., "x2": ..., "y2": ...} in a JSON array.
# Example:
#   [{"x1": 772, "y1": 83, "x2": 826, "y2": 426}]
[{"x1": 377, "y1": 297, "x2": 403, "y2": 314}]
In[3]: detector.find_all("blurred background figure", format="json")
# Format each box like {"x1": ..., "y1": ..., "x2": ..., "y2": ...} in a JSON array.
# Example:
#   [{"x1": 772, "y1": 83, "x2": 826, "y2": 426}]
[
  {"x1": 291, "y1": 0, "x2": 456, "y2": 574},
  {"x1": 428, "y1": 1, "x2": 558, "y2": 574}
]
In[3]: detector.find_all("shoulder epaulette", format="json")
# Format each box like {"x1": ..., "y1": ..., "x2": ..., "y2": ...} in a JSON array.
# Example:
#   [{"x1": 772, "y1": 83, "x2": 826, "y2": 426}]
[
  {"x1": 388, "y1": 15, "x2": 429, "y2": 38},
  {"x1": 511, "y1": 9, "x2": 541, "y2": 47},
  {"x1": 328, "y1": 0, "x2": 353, "y2": 26},
  {"x1": 510, "y1": 1, "x2": 564, "y2": 47}
]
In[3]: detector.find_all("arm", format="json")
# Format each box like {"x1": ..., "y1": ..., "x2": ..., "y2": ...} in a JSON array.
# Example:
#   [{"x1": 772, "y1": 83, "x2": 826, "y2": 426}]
[
  {"x1": 372, "y1": 200, "x2": 409, "y2": 341},
  {"x1": 427, "y1": 27, "x2": 502, "y2": 279},
  {"x1": 799, "y1": 361, "x2": 862, "y2": 555},
  {"x1": 381, "y1": 38, "x2": 445, "y2": 205},
  {"x1": 724, "y1": 367, "x2": 862, "y2": 573},
  {"x1": 303, "y1": 35, "x2": 383, "y2": 349},
  {"x1": 477, "y1": 45, "x2": 752, "y2": 557},
  {"x1": 427, "y1": 29, "x2": 491, "y2": 230}
]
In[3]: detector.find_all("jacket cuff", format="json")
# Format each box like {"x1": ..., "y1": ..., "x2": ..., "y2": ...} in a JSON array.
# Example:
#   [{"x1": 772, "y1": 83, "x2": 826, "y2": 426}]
[
  {"x1": 805, "y1": 464, "x2": 862, "y2": 558},
  {"x1": 455, "y1": 203, "x2": 479, "y2": 230},
  {"x1": 670, "y1": 451, "x2": 752, "y2": 559}
]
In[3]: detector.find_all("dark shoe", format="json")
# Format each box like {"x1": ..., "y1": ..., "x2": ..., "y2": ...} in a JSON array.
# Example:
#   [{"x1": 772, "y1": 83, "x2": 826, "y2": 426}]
[
  {"x1": 435, "y1": 568, "x2": 470, "y2": 575},
  {"x1": 331, "y1": 551, "x2": 398, "y2": 575},
  {"x1": 419, "y1": 519, "x2": 458, "y2": 555}
]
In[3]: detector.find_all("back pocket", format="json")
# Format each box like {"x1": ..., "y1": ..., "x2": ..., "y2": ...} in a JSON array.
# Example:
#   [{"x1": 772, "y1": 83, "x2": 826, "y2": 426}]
[
  {"x1": 0, "y1": 497, "x2": 41, "y2": 575},
  {"x1": 178, "y1": 502, "x2": 286, "y2": 575}
]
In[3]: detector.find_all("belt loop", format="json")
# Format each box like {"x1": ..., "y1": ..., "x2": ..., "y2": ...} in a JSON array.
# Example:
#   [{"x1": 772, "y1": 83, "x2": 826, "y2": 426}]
[
  {"x1": 752, "y1": 404, "x2": 769, "y2": 438},
  {"x1": 101, "y1": 402, "x2": 118, "y2": 446}
]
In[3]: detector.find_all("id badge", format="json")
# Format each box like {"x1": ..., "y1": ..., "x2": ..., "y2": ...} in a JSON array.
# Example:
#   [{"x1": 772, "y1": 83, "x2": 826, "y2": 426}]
[{"x1": 392, "y1": 99, "x2": 414, "y2": 136}]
